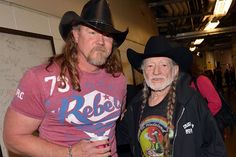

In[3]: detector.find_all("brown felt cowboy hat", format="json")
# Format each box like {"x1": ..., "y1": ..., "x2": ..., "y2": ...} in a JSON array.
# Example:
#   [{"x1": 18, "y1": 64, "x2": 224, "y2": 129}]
[
  {"x1": 59, "y1": 0, "x2": 128, "y2": 47},
  {"x1": 127, "y1": 36, "x2": 193, "y2": 72}
]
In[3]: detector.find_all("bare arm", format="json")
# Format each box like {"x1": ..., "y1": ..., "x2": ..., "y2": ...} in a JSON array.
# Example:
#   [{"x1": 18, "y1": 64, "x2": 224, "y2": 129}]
[
  {"x1": 3, "y1": 108, "x2": 68, "y2": 157},
  {"x1": 3, "y1": 108, "x2": 111, "y2": 157}
]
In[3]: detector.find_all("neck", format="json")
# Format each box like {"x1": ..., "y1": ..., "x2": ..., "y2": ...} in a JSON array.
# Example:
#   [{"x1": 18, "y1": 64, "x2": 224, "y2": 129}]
[
  {"x1": 148, "y1": 87, "x2": 170, "y2": 107},
  {"x1": 77, "y1": 53, "x2": 100, "y2": 73}
]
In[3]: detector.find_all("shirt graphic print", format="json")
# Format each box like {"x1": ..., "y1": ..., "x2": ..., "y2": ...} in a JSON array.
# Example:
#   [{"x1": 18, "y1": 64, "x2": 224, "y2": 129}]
[{"x1": 138, "y1": 115, "x2": 174, "y2": 157}]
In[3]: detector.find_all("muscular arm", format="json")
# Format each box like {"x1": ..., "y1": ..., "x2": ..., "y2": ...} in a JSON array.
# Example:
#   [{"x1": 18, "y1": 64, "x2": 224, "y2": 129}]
[
  {"x1": 3, "y1": 108, "x2": 111, "y2": 157},
  {"x1": 3, "y1": 108, "x2": 67, "y2": 157}
]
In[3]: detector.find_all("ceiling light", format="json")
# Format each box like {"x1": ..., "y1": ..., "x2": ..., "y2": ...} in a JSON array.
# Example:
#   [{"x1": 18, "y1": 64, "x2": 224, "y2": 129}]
[
  {"x1": 197, "y1": 52, "x2": 201, "y2": 56},
  {"x1": 204, "y1": 20, "x2": 220, "y2": 30},
  {"x1": 189, "y1": 46, "x2": 196, "y2": 52},
  {"x1": 213, "y1": 0, "x2": 233, "y2": 16},
  {"x1": 194, "y1": 39, "x2": 204, "y2": 45}
]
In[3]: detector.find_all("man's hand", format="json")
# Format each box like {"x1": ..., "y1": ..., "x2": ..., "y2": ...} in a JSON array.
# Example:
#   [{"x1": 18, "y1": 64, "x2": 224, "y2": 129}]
[{"x1": 72, "y1": 139, "x2": 111, "y2": 157}]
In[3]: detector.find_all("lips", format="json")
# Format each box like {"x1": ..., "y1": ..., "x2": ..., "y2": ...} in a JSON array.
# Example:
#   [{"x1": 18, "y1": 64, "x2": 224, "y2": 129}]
[{"x1": 152, "y1": 77, "x2": 165, "y2": 81}]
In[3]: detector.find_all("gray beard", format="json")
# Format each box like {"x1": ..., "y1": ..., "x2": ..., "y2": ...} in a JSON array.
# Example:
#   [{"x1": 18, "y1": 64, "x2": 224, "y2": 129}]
[
  {"x1": 87, "y1": 53, "x2": 108, "y2": 66},
  {"x1": 87, "y1": 47, "x2": 110, "y2": 66},
  {"x1": 144, "y1": 75, "x2": 174, "y2": 91}
]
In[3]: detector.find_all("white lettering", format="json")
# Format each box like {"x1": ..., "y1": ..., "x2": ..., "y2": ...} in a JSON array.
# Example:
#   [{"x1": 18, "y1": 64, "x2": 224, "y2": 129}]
[
  {"x1": 185, "y1": 129, "x2": 193, "y2": 134},
  {"x1": 183, "y1": 122, "x2": 191, "y2": 129},
  {"x1": 45, "y1": 76, "x2": 56, "y2": 96},
  {"x1": 16, "y1": 89, "x2": 24, "y2": 100},
  {"x1": 45, "y1": 76, "x2": 70, "y2": 95},
  {"x1": 57, "y1": 76, "x2": 70, "y2": 93}
]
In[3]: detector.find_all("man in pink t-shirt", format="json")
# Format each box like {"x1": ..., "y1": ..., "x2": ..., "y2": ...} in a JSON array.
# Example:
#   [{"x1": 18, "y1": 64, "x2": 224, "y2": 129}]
[{"x1": 3, "y1": 0, "x2": 128, "y2": 157}]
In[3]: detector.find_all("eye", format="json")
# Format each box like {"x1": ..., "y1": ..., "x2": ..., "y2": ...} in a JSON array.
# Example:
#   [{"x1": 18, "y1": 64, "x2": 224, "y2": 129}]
[
  {"x1": 89, "y1": 30, "x2": 96, "y2": 35},
  {"x1": 145, "y1": 64, "x2": 154, "y2": 69},
  {"x1": 103, "y1": 33, "x2": 111, "y2": 38},
  {"x1": 160, "y1": 62, "x2": 168, "y2": 67}
]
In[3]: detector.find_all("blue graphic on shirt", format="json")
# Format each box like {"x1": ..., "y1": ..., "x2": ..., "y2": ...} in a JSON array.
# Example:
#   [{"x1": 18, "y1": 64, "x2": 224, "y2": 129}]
[{"x1": 57, "y1": 90, "x2": 121, "y2": 136}]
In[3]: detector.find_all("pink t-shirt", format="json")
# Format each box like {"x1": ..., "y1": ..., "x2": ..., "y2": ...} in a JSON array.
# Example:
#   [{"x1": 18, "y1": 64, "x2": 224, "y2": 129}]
[
  {"x1": 10, "y1": 62, "x2": 127, "y2": 156},
  {"x1": 190, "y1": 75, "x2": 221, "y2": 115}
]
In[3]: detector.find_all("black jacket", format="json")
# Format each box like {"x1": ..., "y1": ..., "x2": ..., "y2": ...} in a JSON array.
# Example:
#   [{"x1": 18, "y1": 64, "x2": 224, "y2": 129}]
[{"x1": 117, "y1": 73, "x2": 227, "y2": 157}]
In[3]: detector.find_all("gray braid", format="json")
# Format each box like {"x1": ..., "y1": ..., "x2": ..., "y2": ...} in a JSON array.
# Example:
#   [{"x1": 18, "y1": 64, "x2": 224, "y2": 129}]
[
  {"x1": 164, "y1": 78, "x2": 177, "y2": 157},
  {"x1": 138, "y1": 81, "x2": 149, "y2": 157},
  {"x1": 138, "y1": 81, "x2": 149, "y2": 126}
]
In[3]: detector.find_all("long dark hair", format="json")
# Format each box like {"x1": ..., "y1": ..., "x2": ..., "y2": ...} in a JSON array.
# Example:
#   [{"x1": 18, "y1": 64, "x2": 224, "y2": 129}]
[{"x1": 46, "y1": 29, "x2": 123, "y2": 92}]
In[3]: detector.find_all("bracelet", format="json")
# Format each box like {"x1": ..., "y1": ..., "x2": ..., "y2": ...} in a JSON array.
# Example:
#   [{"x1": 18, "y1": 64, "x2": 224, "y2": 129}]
[{"x1": 68, "y1": 145, "x2": 72, "y2": 157}]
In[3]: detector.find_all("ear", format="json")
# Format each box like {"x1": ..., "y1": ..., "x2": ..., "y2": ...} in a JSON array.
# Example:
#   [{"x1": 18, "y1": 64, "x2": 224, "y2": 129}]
[
  {"x1": 72, "y1": 29, "x2": 79, "y2": 43},
  {"x1": 173, "y1": 65, "x2": 179, "y2": 76}
]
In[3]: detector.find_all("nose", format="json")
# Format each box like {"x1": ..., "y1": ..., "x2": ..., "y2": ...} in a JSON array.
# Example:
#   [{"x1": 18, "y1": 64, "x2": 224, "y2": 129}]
[
  {"x1": 153, "y1": 65, "x2": 160, "y2": 75},
  {"x1": 97, "y1": 33, "x2": 105, "y2": 45}
]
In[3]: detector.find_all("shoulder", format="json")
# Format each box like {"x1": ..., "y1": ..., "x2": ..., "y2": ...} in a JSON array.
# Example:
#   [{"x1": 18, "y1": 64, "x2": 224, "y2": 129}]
[
  {"x1": 128, "y1": 91, "x2": 143, "y2": 109},
  {"x1": 197, "y1": 75, "x2": 211, "y2": 83},
  {"x1": 21, "y1": 62, "x2": 59, "y2": 83},
  {"x1": 116, "y1": 72, "x2": 126, "y2": 82},
  {"x1": 183, "y1": 90, "x2": 209, "y2": 118},
  {"x1": 176, "y1": 73, "x2": 197, "y2": 106},
  {"x1": 103, "y1": 70, "x2": 127, "y2": 84},
  {"x1": 28, "y1": 62, "x2": 59, "y2": 76},
  {"x1": 196, "y1": 75, "x2": 214, "y2": 89}
]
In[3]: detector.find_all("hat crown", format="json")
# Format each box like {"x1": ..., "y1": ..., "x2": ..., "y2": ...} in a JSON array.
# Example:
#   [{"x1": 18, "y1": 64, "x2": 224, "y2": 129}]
[
  {"x1": 81, "y1": 0, "x2": 113, "y2": 26},
  {"x1": 144, "y1": 36, "x2": 176, "y2": 57},
  {"x1": 127, "y1": 36, "x2": 193, "y2": 72},
  {"x1": 59, "y1": 0, "x2": 128, "y2": 47}
]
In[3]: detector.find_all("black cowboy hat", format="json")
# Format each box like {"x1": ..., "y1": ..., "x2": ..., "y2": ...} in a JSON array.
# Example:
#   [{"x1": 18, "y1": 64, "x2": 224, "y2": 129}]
[
  {"x1": 59, "y1": 0, "x2": 128, "y2": 47},
  {"x1": 127, "y1": 36, "x2": 193, "y2": 72}
]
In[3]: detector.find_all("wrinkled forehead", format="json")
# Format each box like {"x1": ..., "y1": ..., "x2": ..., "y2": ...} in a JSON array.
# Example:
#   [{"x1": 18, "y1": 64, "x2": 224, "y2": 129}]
[{"x1": 143, "y1": 56, "x2": 173, "y2": 64}]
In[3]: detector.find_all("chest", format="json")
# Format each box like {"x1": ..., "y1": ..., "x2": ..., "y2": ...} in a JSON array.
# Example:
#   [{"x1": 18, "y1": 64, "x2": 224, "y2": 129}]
[{"x1": 41, "y1": 73, "x2": 125, "y2": 124}]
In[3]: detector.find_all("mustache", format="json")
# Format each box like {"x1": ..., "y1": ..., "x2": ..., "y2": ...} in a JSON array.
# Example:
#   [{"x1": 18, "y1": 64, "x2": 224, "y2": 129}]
[
  {"x1": 92, "y1": 46, "x2": 107, "y2": 52},
  {"x1": 150, "y1": 76, "x2": 166, "y2": 80}
]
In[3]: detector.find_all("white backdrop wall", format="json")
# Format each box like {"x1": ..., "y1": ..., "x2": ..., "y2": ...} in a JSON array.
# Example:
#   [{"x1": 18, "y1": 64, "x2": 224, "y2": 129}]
[
  {"x1": 0, "y1": 3, "x2": 64, "y2": 157},
  {"x1": 0, "y1": 1, "x2": 157, "y2": 156},
  {"x1": 0, "y1": 1, "x2": 64, "y2": 54}
]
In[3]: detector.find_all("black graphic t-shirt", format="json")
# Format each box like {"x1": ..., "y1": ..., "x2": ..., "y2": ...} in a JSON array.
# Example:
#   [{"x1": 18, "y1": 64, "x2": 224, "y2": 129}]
[{"x1": 138, "y1": 97, "x2": 174, "y2": 157}]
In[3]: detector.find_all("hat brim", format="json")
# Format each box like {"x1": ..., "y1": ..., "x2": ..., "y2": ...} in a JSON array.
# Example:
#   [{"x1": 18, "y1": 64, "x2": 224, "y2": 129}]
[
  {"x1": 81, "y1": 18, "x2": 128, "y2": 47},
  {"x1": 127, "y1": 48, "x2": 144, "y2": 73},
  {"x1": 127, "y1": 47, "x2": 192, "y2": 73},
  {"x1": 59, "y1": 11, "x2": 128, "y2": 47}
]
